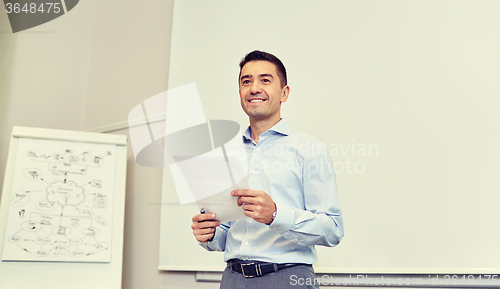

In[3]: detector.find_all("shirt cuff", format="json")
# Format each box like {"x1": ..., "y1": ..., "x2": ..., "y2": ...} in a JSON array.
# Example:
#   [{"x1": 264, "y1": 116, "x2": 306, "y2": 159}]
[{"x1": 268, "y1": 202, "x2": 295, "y2": 234}]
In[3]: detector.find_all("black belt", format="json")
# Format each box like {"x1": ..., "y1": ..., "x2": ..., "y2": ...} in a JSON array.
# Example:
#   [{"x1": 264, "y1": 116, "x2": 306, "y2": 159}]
[{"x1": 228, "y1": 259, "x2": 310, "y2": 278}]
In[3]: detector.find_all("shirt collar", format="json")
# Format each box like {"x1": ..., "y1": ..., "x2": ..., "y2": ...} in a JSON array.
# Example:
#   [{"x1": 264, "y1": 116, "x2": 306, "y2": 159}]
[{"x1": 243, "y1": 119, "x2": 290, "y2": 141}]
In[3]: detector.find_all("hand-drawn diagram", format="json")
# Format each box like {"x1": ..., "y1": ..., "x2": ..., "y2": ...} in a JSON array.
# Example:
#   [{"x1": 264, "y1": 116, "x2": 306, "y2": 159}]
[{"x1": 2, "y1": 138, "x2": 116, "y2": 262}]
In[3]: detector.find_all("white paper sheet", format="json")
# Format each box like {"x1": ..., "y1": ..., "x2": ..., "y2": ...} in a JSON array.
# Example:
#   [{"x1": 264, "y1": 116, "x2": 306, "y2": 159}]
[
  {"x1": 196, "y1": 175, "x2": 249, "y2": 223},
  {"x1": 173, "y1": 138, "x2": 250, "y2": 223},
  {"x1": 173, "y1": 147, "x2": 233, "y2": 202}
]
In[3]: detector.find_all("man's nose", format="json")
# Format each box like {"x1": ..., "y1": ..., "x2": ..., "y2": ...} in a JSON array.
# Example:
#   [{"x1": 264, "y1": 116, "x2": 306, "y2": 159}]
[{"x1": 250, "y1": 82, "x2": 262, "y2": 94}]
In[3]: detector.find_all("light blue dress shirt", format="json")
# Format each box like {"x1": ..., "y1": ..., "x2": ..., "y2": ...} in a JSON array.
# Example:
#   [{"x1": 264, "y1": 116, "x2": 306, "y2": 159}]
[{"x1": 200, "y1": 119, "x2": 344, "y2": 264}]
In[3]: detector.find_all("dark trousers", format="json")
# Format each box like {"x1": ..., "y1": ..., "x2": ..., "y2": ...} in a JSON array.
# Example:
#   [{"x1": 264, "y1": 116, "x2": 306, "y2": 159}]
[{"x1": 220, "y1": 263, "x2": 320, "y2": 289}]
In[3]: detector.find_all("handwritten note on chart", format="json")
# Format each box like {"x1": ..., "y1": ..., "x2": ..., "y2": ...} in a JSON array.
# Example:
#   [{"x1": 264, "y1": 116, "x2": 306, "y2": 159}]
[{"x1": 2, "y1": 138, "x2": 116, "y2": 262}]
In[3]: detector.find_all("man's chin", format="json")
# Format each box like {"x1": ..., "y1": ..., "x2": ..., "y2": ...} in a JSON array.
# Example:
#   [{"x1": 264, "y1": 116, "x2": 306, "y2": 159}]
[
  {"x1": 243, "y1": 108, "x2": 258, "y2": 116},
  {"x1": 246, "y1": 111, "x2": 266, "y2": 119}
]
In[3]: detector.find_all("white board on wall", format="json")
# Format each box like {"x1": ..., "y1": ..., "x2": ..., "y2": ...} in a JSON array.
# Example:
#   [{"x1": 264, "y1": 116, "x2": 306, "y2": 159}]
[
  {"x1": 0, "y1": 126, "x2": 128, "y2": 289},
  {"x1": 2, "y1": 137, "x2": 116, "y2": 262},
  {"x1": 159, "y1": 0, "x2": 500, "y2": 274}
]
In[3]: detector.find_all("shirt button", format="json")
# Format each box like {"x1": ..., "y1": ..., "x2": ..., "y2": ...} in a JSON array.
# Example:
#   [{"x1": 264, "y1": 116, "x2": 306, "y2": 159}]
[
  {"x1": 248, "y1": 220, "x2": 252, "y2": 224},
  {"x1": 245, "y1": 242, "x2": 249, "y2": 245},
  {"x1": 295, "y1": 239, "x2": 299, "y2": 242}
]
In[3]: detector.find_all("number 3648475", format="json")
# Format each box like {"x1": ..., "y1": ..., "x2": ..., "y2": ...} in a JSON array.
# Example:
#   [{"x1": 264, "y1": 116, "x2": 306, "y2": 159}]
[{"x1": 6, "y1": 3, "x2": 62, "y2": 14}]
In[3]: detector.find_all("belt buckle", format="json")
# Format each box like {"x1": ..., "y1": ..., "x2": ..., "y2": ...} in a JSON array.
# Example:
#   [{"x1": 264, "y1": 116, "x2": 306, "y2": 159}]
[{"x1": 240, "y1": 262, "x2": 262, "y2": 278}]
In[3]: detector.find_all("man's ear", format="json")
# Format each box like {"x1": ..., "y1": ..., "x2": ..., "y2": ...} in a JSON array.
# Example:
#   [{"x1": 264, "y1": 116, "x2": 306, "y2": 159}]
[{"x1": 280, "y1": 85, "x2": 290, "y2": 103}]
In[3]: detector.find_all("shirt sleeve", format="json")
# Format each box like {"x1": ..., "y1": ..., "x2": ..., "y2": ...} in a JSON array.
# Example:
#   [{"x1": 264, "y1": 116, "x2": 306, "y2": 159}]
[
  {"x1": 269, "y1": 139, "x2": 344, "y2": 247},
  {"x1": 199, "y1": 221, "x2": 231, "y2": 252}
]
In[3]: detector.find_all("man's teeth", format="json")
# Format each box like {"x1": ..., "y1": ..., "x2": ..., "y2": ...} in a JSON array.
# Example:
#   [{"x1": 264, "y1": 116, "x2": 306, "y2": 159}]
[{"x1": 249, "y1": 99, "x2": 265, "y2": 102}]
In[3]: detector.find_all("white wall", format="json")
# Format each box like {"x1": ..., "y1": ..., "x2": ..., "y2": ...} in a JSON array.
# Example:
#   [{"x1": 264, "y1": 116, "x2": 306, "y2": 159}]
[{"x1": 82, "y1": 0, "x2": 172, "y2": 130}]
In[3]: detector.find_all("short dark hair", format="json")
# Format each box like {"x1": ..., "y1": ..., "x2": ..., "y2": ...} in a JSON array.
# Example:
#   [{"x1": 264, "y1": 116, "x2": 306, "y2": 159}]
[{"x1": 239, "y1": 50, "x2": 287, "y2": 88}]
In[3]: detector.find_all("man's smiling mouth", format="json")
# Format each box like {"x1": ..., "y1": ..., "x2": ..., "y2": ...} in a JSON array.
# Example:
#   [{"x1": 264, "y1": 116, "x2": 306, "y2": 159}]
[{"x1": 248, "y1": 98, "x2": 266, "y2": 103}]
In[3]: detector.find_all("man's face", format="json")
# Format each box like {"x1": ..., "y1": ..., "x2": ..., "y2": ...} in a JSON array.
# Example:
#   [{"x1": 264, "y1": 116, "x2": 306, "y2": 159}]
[{"x1": 239, "y1": 60, "x2": 289, "y2": 122}]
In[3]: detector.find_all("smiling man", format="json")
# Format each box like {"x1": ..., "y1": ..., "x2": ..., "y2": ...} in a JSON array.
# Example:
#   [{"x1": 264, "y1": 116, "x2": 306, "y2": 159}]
[{"x1": 191, "y1": 50, "x2": 344, "y2": 289}]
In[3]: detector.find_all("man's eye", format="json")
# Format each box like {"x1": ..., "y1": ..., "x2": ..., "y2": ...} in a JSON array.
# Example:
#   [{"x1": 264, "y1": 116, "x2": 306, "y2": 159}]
[
  {"x1": 243, "y1": 80, "x2": 251, "y2": 84},
  {"x1": 262, "y1": 79, "x2": 270, "y2": 83}
]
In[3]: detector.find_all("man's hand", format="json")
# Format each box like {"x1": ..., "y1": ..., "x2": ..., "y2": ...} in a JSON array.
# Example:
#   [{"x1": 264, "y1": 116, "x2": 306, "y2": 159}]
[
  {"x1": 232, "y1": 189, "x2": 276, "y2": 224},
  {"x1": 191, "y1": 213, "x2": 220, "y2": 243}
]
